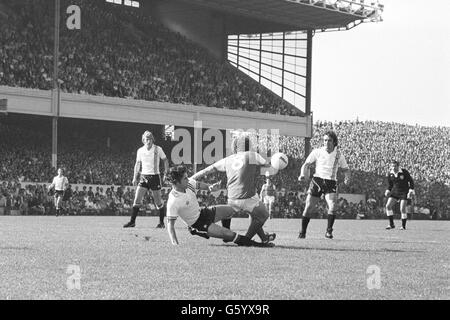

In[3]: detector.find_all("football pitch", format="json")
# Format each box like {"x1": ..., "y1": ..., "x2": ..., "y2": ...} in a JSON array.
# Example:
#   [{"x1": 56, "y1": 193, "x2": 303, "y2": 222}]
[{"x1": 0, "y1": 216, "x2": 449, "y2": 300}]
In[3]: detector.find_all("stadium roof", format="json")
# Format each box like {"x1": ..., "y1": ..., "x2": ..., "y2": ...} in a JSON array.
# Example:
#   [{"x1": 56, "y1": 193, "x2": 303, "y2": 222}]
[{"x1": 176, "y1": 0, "x2": 383, "y2": 34}]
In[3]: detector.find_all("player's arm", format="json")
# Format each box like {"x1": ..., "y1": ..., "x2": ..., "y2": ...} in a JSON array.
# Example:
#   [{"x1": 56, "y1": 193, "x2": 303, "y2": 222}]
[
  {"x1": 260, "y1": 185, "x2": 266, "y2": 201},
  {"x1": 48, "y1": 178, "x2": 55, "y2": 191},
  {"x1": 163, "y1": 158, "x2": 169, "y2": 175},
  {"x1": 405, "y1": 169, "x2": 415, "y2": 198},
  {"x1": 167, "y1": 217, "x2": 179, "y2": 245},
  {"x1": 341, "y1": 168, "x2": 351, "y2": 184},
  {"x1": 195, "y1": 180, "x2": 221, "y2": 192},
  {"x1": 132, "y1": 159, "x2": 141, "y2": 186},
  {"x1": 191, "y1": 163, "x2": 220, "y2": 180},
  {"x1": 298, "y1": 161, "x2": 312, "y2": 181},
  {"x1": 159, "y1": 147, "x2": 170, "y2": 176},
  {"x1": 298, "y1": 150, "x2": 316, "y2": 181},
  {"x1": 385, "y1": 175, "x2": 393, "y2": 197}
]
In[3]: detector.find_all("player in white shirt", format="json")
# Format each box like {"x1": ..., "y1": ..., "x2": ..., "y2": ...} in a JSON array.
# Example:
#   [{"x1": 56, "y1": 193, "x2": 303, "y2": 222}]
[
  {"x1": 166, "y1": 166, "x2": 271, "y2": 247},
  {"x1": 298, "y1": 131, "x2": 351, "y2": 239},
  {"x1": 123, "y1": 130, "x2": 170, "y2": 229},
  {"x1": 48, "y1": 168, "x2": 69, "y2": 216},
  {"x1": 260, "y1": 173, "x2": 277, "y2": 219}
]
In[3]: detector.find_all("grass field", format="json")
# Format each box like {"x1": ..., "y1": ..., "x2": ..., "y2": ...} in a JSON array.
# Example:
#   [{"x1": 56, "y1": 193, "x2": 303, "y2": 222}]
[{"x1": 0, "y1": 216, "x2": 449, "y2": 300}]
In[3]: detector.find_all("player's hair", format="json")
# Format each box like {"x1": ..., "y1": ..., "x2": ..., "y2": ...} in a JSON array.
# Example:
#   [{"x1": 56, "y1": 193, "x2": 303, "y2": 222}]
[
  {"x1": 141, "y1": 130, "x2": 154, "y2": 144},
  {"x1": 231, "y1": 133, "x2": 251, "y2": 154},
  {"x1": 166, "y1": 166, "x2": 187, "y2": 184},
  {"x1": 324, "y1": 130, "x2": 338, "y2": 147}
]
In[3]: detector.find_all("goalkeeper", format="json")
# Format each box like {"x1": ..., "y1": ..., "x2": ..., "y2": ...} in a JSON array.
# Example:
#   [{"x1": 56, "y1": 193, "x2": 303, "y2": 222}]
[{"x1": 384, "y1": 159, "x2": 415, "y2": 230}]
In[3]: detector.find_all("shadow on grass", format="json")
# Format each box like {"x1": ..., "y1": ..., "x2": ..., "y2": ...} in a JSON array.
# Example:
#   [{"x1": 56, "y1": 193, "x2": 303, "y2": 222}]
[
  {"x1": 209, "y1": 244, "x2": 423, "y2": 253},
  {"x1": 0, "y1": 246, "x2": 33, "y2": 251}
]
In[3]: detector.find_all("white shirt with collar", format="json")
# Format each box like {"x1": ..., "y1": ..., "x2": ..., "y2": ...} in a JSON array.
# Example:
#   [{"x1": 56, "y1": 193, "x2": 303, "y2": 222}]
[
  {"x1": 167, "y1": 179, "x2": 201, "y2": 226},
  {"x1": 136, "y1": 145, "x2": 167, "y2": 175},
  {"x1": 305, "y1": 147, "x2": 349, "y2": 181}
]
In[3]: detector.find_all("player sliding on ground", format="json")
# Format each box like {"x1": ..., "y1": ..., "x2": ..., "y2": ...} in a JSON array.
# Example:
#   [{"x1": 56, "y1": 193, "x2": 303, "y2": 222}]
[
  {"x1": 191, "y1": 133, "x2": 276, "y2": 245},
  {"x1": 166, "y1": 166, "x2": 273, "y2": 247}
]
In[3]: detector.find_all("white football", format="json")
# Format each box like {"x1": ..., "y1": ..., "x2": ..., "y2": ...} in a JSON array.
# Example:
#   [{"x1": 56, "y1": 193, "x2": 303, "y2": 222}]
[{"x1": 271, "y1": 152, "x2": 289, "y2": 170}]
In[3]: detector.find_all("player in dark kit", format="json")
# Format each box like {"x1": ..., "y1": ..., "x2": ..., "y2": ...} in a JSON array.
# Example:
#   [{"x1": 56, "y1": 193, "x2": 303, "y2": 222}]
[{"x1": 385, "y1": 160, "x2": 415, "y2": 230}]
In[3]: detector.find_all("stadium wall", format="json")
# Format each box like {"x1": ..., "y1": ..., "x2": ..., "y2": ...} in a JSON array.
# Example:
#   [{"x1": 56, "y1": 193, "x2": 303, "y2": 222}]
[{"x1": 0, "y1": 86, "x2": 311, "y2": 137}]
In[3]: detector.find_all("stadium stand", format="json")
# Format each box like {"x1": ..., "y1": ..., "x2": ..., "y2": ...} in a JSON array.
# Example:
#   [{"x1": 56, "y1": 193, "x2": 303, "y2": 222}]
[
  {"x1": 0, "y1": 0, "x2": 301, "y2": 116},
  {"x1": 1, "y1": 117, "x2": 449, "y2": 219}
]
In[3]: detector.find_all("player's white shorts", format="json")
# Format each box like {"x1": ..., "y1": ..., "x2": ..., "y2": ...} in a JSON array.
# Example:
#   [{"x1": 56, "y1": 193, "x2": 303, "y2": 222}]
[
  {"x1": 263, "y1": 195, "x2": 275, "y2": 205},
  {"x1": 228, "y1": 194, "x2": 261, "y2": 213}
]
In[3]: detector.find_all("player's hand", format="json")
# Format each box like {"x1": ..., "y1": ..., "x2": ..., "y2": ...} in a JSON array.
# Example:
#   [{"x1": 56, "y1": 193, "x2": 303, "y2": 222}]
[
  {"x1": 209, "y1": 181, "x2": 221, "y2": 192},
  {"x1": 298, "y1": 175, "x2": 305, "y2": 182},
  {"x1": 407, "y1": 189, "x2": 415, "y2": 199},
  {"x1": 384, "y1": 190, "x2": 391, "y2": 197},
  {"x1": 132, "y1": 177, "x2": 138, "y2": 186}
]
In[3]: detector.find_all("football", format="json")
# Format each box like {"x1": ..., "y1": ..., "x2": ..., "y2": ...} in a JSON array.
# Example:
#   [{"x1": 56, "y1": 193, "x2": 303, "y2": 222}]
[{"x1": 270, "y1": 152, "x2": 289, "y2": 170}]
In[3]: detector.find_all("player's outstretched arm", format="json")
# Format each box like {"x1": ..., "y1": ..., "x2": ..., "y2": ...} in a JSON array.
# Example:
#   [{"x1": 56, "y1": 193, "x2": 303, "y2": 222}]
[
  {"x1": 167, "y1": 218, "x2": 179, "y2": 245},
  {"x1": 191, "y1": 164, "x2": 218, "y2": 180},
  {"x1": 195, "y1": 180, "x2": 221, "y2": 192}
]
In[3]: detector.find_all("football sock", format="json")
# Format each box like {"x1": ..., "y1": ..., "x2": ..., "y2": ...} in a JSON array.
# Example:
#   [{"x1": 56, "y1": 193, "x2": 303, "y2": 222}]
[
  {"x1": 327, "y1": 214, "x2": 335, "y2": 230},
  {"x1": 234, "y1": 235, "x2": 254, "y2": 246},
  {"x1": 301, "y1": 216, "x2": 310, "y2": 234},
  {"x1": 402, "y1": 219, "x2": 407, "y2": 228},
  {"x1": 388, "y1": 216, "x2": 394, "y2": 226},
  {"x1": 158, "y1": 205, "x2": 166, "y2": 224},
  {"x1": 131, "y1": 206, "x2": 139, "y2": 223},
  {"x1": 221, "y1": 218, "x2": 231, "y2": 229}
]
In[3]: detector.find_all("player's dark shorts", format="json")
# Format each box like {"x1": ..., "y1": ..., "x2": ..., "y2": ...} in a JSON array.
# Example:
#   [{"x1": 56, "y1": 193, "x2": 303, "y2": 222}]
[
  {"x1": 308, "y1": 177, "x2": 337, "y2": 197},
  {"x1": 54, "y1": 190, "x2": 64, "y2": 198},
  {"x1": 190, "y1": 206, "x2": 216, "y2": 233},
  {"x1": 62, "y1": 192, "x2": 71, "y2": 201},
  {"x1": 390, "y1": 192, "x2": 407, "y2": 201},
  {"x1": 138, "y1": 174, "x2": 162, "y2": 191}
]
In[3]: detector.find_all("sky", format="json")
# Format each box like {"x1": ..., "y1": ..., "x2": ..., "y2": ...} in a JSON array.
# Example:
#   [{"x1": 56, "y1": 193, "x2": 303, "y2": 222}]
[{"x1": 311, "y1": 0, "x2": 450, "y2": 127}]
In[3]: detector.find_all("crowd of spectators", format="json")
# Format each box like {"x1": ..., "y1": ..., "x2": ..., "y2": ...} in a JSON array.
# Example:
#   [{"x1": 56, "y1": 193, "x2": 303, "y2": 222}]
[
  {"x1": 0, "y1": 0, "x2": 447, "y2": 218},
  {"x1": 1, "y1": 118, "x2": 448, "y2": 218},
  {"x1": 0, "y1": 0, "x2": 301, "y2": 116}
]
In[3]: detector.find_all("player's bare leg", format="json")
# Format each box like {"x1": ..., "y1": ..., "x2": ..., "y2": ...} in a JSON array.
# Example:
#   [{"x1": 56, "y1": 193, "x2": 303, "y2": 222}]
[
  {"x1": 385, "y1": 197, "x2": 397, "y2": 229},
  {"x1": 151, "y1": 190, "x2": 165, "y2": 228},
  {"x1": 246, "y1": 202, "x2": 275, "y2": 243},
  {"x1": 298, "y1": 194, "x2": 320, "y2": 238},
  {"x1": 124, "y1": 186, "x2": 147, "y2": 227},
  {"x1": 399, "y1": 199, "x2": 408, "y2": 229},
  {"x1": 324, "y1": 193, "x2": 338, "y2": 239}
]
